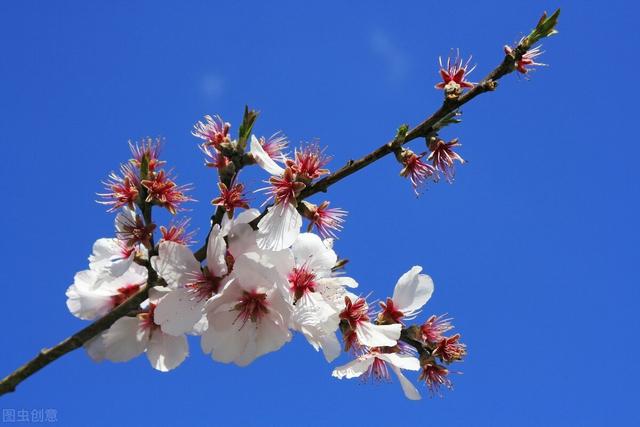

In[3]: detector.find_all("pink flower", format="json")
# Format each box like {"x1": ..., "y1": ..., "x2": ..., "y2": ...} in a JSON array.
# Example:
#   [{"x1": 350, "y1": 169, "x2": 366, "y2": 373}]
[
  {"x1": 192, "y1": 115, "x2": 231, "y2": 148},
  {"x1": 211, "y1": 182, "x2": 250, "y2": 216},
  {"x1": 421, "y1": 314, "x2": 453, "y2": 343},
  {"x1": 200, "y1": 144, "x2": 230, "y2": 169},
  {"x1": 504, "y1": 44, "x2": 546, "y2": 74},
  {"x1": 399, "y1": 150, "x2": 436, "y2": 194},
  {"x1": 98, "y1": 164, "x2": 140, "y2": 212},
  {"x1": 433, "y1": 334, "x2": 467, "y2": 363},
  {"x1": 419, "y1": 361, "x2": 454, "y2": 396},
  {"x1": 286, "y1": 144, "x2": 331, "y2": 181},
  {"x1": 141, "y1": 170, "x2": 193, "y2": 214},
  {"x1": 160, "y1": 218, "x2": 195, "y2": 246},
  {"x1": 259, "y1": 132, "x2": 289, "y2": 161},
  {"x1": 306, "y1": 201, "x2": 347, "y2": 238},
  {"x1": 129, "y1": 137, "x2": 165, "y2": 173},
  {"x1": 428, "y1": 138, "x2": 466, "y2": 183},
  {"x1": 115, "y1": 209, "x2": 155, "y2": 248},
  {"x1": 435, "y1": 51, "x2": 475, "y2": 91}
]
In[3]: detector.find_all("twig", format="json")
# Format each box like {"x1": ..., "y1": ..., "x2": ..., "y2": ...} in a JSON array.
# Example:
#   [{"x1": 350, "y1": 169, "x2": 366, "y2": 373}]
[{"x1": 0, "y1": 30, "x2": 540, "y2": 397}]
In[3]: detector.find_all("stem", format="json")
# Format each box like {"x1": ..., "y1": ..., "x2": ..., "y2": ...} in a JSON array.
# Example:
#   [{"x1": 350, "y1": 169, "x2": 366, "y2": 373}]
[{"x1": 0, "y1": 37, "x2": 531, "y2": 397}]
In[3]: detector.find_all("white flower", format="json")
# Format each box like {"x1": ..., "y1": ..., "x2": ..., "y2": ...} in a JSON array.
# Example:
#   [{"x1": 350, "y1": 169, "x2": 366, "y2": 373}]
[
  {"x1": 66, "y1": 262, "x2": 148, "y2": 320},
  {"x1": 250, "y1": 135, "x2": 303, "y2": 251},
  {"x1": 200, "y1": 252, "x2": 292, "y2": 366},
  {"x1": 89, "y1": 209, "x2": 148, "y2": 277},
  {"x1": 150, "y1": 224, "x2": 229, "y2": 336},
  {"x1": 270, "y1": 233, "x2": 358, "y2": 362},
  {"x1": 332, "y1": 351, "x2": 422, "y2": 400},
  {"x1": 379, "y1": 266, "x2": 434, "y2": 323},
  {"x1": 85, "y1": 287, "x2": 189, "y2": 372},
  {"x1": 340, "y1": 296, "x2": 402, "y2": 350}
]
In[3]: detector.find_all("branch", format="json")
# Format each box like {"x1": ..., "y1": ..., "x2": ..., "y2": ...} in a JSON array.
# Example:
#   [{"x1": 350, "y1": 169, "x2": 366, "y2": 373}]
[
  {"x1": 0, "y1": 199, "x2": 159, "y2": 396},
  {"x1": 0, "y1": 12, "x2": 557, "y2": 396}
]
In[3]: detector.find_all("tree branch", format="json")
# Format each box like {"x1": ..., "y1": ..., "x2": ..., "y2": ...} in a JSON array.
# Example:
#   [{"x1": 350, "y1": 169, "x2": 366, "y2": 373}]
[{"x1": 0, "y1": 28, "x2": 543, "y2": 397}]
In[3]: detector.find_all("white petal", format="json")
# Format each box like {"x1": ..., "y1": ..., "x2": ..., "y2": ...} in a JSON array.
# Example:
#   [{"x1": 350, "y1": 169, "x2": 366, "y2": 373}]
[
  {"x1": 232, "y1": 253, "x2": 281, "y2": 293},
  {"x1": 257, "y1": 202, "x2": 302, "y2": 251},
  {"x1": 390, "y1": 365, "x2": 422, "y2": 400},
  {"x1": 154, "y1": 287, "x2": 208, "y2": 336},
  {"x1": 114, "y1": 207, "x2": 137, "y2": 234},
  {"x1": 103, "y1": 317, "x2": 148, "y2": 362},
  {"x1": 202, "y1": 310, "x2": 252, "y2": 364},
  {"x1": 151, "y1": 241, "x2": 201, "y2": 289},
  {"x1": 88, "y1": 238, "x2": 121, "y2": 271},
  {"x1": 97, "y1": 262, "x2": 148, "y2": 291},
  {"x1": 316, "y1": 276, "x2": 358, "y2": 289},
  {"x1": 253, "y1": 319, "x2": 291, "y2": 364},
  {"x1": 66, "y1": 270, "x2": 115, "y2": 320},
  {"x1": 355, "y1": 322, "x2": 401, "y2": 348},
  {"x1": 378, "y1": 353, "x2": 421, "y2": 371},
  {"x1": 250, "y1": 134, "x2": 285, "y2": 176},
  {"x1": 146, "y1": 331, "x2": 189, "y2": 372},
  {"x1": 233, "y1": 208, "x2": 261, "y2": 225},
  {"x1": 206, "y1": 224, "x2": 228, "y2": 277},
  {"x1": 84, "y1": 334, "x2": 107, "y2": 362},
  {"x1": 392, "y1": 266, "x2": 434, "y2": 315},
  {"x1": 332, "y1": 356, "x2": 374, "y2": 379},
  {"x1": 148, "y1": 285, "x2": 172, "y2": 304},
  {"x1": 227, "y1": 223, "x2": 259, "y2": 257},
  {"x1": 292, "y1": 233, "x2": 337, "y2": 273}
]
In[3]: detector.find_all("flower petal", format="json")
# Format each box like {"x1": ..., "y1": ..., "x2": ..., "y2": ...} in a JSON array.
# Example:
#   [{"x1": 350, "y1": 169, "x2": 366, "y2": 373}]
[
  {"x1": 103, "y1": 317, "x2": 148, "y2": 362},
  {"x1": 151, "y1": 241, "x2": 201, "y2": 289},
  {"x1": 390, "y1": 365, "x2": 422, "y2": 400},
  {"x1": 146, "y1": 331, "x2": 189, "y2": 372},
  {"x1": 257, "y1": 202, "x2": 302, "y2": 251},
  {"x1": 206, "y1": 224, "x2": 227, "y2": 277},
  {"x1": 154, "y1": 287, "x2": 207, "y2": 336},
  {"x1": 355, "y1": 322, "x2": 401, "y2": 348},
  {"x1": 332, "y1": 356, "x2": 375, "y2": 379},
  {"x1": 392, "y1": 266, "x2": 434, "y2": 315},
  {"x1": 292, "y1": 233, "x2": 337, "y2": 273},
  {"x1": 250, "y1": 135, "x2": 285, "y2": 176}
]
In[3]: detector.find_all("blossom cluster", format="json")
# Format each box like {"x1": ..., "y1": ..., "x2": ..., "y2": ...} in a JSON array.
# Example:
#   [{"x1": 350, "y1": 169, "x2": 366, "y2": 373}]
[{"x1": 66, "y1": 118, "x2": 467, "y2": 400}]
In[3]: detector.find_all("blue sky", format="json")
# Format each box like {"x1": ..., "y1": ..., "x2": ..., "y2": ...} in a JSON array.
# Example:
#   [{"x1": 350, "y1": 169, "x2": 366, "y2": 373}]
[{"x1": 0, "y1": 1, "x2": 637, "y2": 426}]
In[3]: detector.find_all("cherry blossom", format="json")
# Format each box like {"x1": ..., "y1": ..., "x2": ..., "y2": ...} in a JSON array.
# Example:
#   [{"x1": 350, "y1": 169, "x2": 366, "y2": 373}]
[
  {"x1": 332, "y1": 350, "x2": 422, "y2": 400},
  {"x1": 251, "y1": 135, "x2": 304, "y2": 251},
  {"x1": 86, "y1": 287, "x2": 189, "y2": 372},
  {"x1": 97, "y1": 163, "x2": 140, "y2": 212},
  {"x1": 435, "y1": 51, "x2": 475, "y2": 91},
  {"x1": 340, "y1": 296, "x2": 402, "y2": 351},
  {"x1": 200, "y1": 253, "x2": 292, "y2": 366},
  {"x1": 66, "y1": 262, "x2": 147, "y2": 321},
  {"x1": 270, "y1": 233, "x2": 358, "y2": 362},
  {"x1": 151, "y1": 224, "x2": 229, "y2": 336},
  {"x1": 89, "y1": 209, "x2": 148, "y2": 278},
  {"x1": 192, "y1": 115, "x2": 231, "y2": 149},
  {"x1": 378, "y1": 266, "x2": 434, "y2": 324}
]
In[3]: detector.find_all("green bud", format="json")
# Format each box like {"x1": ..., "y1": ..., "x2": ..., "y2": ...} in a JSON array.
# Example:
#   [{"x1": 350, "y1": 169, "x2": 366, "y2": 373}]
[
  {"x1": 237, "y1": 105, "x2": 259, "y2": 152},
  {"x1": 527, "y1": 9, "x2": 560, "y2": 45}
]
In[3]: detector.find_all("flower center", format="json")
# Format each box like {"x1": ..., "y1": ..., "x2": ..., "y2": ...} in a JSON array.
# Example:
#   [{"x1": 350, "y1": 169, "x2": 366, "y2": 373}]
[
  {"x1": 288, "y1": 266, "x2": 317, "y2": 303},
  {"x1": 233, "y1": 290, "x2": 269, "y2": 327},
  {"x1": 111, "y1": 284, "x2": 141, "y2": 307},
  {"x1": 185, "y1": 270, "x2": 222, "y2": 302},
  {"x1": 378, "y1": 298, "x2": 404, "y2": 324},
  {"x1": 365, "y1": 357, "x2": 390, "y2": 382},
  {"x1": 339, "y1": 297, "x2": 369, "y2": 328}
]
